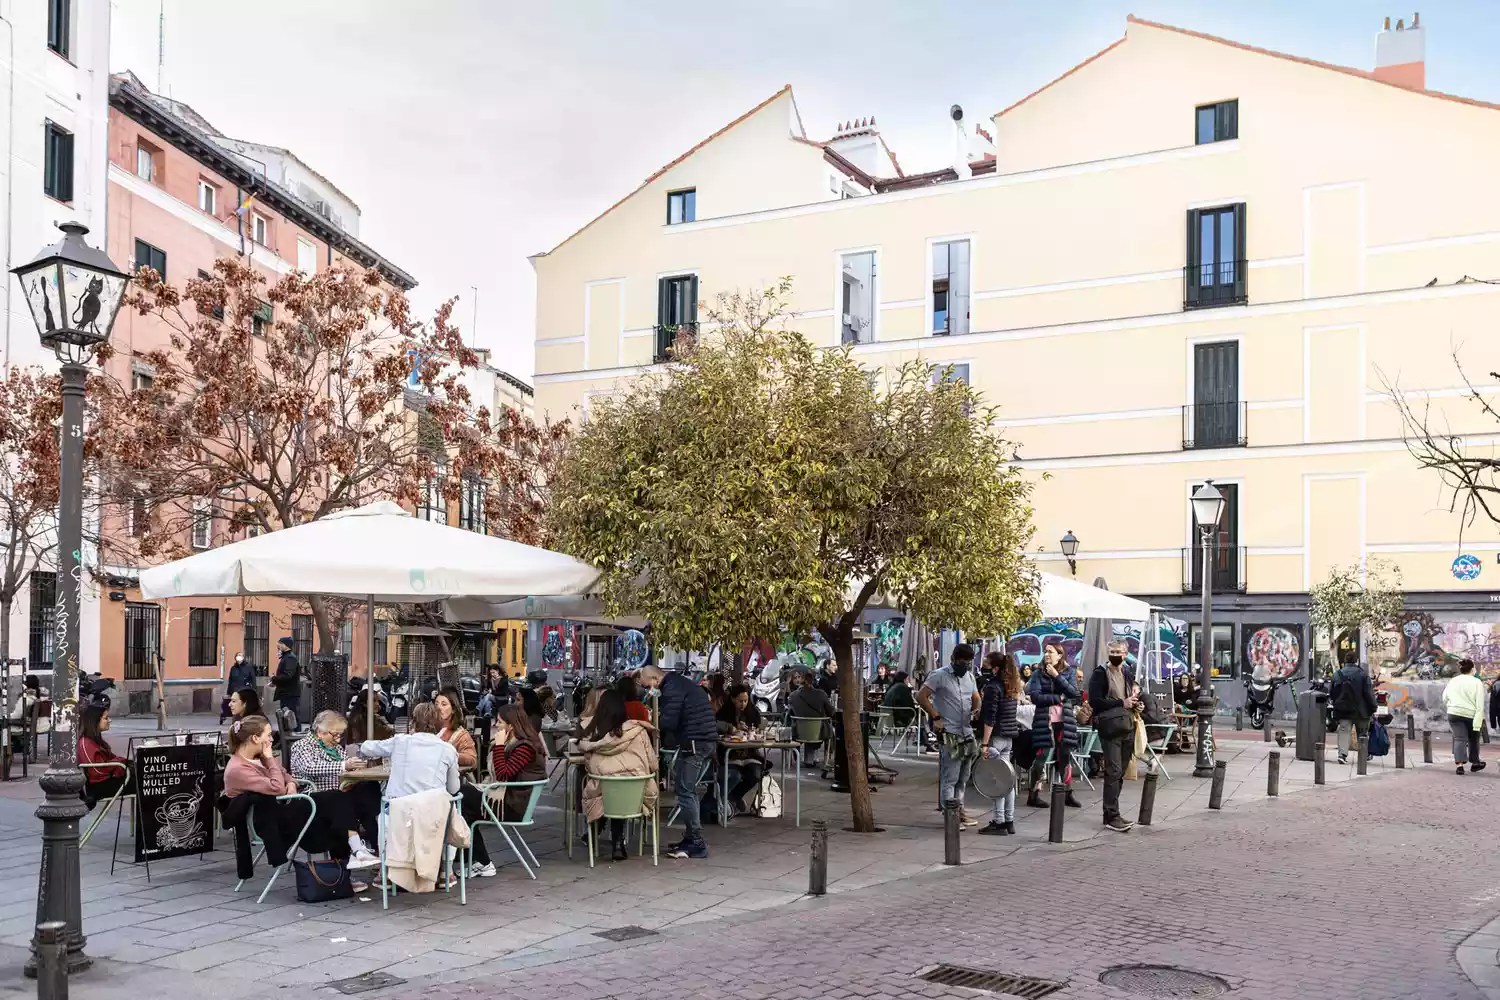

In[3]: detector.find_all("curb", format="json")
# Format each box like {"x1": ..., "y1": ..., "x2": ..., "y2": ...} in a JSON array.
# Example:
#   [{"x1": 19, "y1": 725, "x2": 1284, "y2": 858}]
[{"x1": 1457, "y1": 913, "x2": 1500, "y2": 998}]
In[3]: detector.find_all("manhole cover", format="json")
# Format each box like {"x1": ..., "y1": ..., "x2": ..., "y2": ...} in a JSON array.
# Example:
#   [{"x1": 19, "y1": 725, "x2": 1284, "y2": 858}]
[
  {"x1": 918, "y1": 964, "x2": 1064, "y2": 997},
  {"x1": 1099, "y1": 965, "x2": 1229, "y2": 997},
  {"x1": 327, "y1": 971, "x2": 407, "y2": 995},
  {"x1": 592, "y1": 925, "x2": 658, "y2": 942}
]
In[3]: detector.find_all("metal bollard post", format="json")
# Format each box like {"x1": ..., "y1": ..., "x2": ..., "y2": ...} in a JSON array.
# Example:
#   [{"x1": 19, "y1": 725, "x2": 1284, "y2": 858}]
[
  {"x1": 1313, "y1": 742, "x2": 1325, "y2": 785},
  {"x1": 942, "y1": 799, "x2": 961, "y2": 866},
  {"x1": 1208, "y1": 760, "x2": 1227, "y2": 810},
  {"x1": 1047, "y1": 783, "x2": 1066, "y2": 843},
  {"x1": 1138, "y1": 763, "x2": 1158, "y2": 826},
  {"x1": 808, "y1": 820, "x2": 828, "y2": 895},
  {"x1": 1235, "y1": 709, "x2": 1243, "y2": 731},
  {"x1": 1406, "y1": 714, "x2": 1416, "y2": 741},
  {"x1": 1267, "y1": 751, "x2": 1280, "y2": 796},
  {"x1": 1423, "y1": 729, "x2": 1434, "y2": 763},
  {"x1": 1395, "y1": 732, "x2": 1406, "y2": 770},
  {"x1": 1263, "y1": 715, "x2": 1273, "y2": 742},
  {"x1": 36, "y1": 921, "x2": 66, "y2": 1000},
  {"x1": 1357, "y1": 735, "x2": 1369, "y2": 775}
]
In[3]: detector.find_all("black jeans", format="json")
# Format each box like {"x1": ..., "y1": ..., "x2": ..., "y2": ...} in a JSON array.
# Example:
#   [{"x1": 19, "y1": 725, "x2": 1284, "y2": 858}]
[
  {"x1": 727, "y1": 758, "x2": 767, "y2": 811},
  {"x1": 82, "y1": 773, "x2": 132, "y2": 808},
  {"x1": 340, "y1": 782, "x2": 383, "y2": 846},
  {"x1": 249, "y1": 796, "x2": 319, "y2": 867},
  {"x1": 1099, "y1": 731, "x2": 1130, "y2": 822},
  {"x1": 457, "y1": 784, "x2": 490, "y2": 864}
]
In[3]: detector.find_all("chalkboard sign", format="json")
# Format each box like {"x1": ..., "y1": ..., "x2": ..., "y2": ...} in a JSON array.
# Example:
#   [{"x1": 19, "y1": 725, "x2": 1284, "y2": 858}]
[{"x1": 133, "y1": 743, "x2": 216, "y2": 863}]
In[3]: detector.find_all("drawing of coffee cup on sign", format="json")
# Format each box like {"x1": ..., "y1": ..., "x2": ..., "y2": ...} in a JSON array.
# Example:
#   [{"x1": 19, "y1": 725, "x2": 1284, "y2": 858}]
[{"x1": 155, "y1": 777, "x2": 205, "y2": 850}]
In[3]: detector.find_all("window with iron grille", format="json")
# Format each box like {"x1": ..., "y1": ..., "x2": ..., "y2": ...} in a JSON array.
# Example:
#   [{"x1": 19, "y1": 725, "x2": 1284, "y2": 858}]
[
  {"x1": 291, "y1": 614, "x2": 314, "y2": 666},
  {"x1": 243, "y1": 610, "x2": 269, "y2": 676},
  {"x1": 419, "y1": 474, "x2": 447, "y2": 524},
  {"x1": 28, "y1": 572, "x2": 56, "y2": 670},
  {"x1": 374, "y1": 619, "x2": 388, "y2": 668},
  {"x1": 337, "y1": 621, "x2": 353, "y2": 661},
  {"x1": 188, "y1": 608, "x2": 218, "y2": 667},
  {"x1": 124, "y1": 603, "x2": 160, "y2": 680},
  {"x1": 191, "y1": 498, "x2": 212, "y2": 550},
  {"x1": 459, "y1": 476, "x2": 486, "y2": 533}
]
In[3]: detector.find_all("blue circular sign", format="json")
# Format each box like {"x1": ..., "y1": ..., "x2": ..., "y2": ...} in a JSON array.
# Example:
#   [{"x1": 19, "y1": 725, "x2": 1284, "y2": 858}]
[{"x1": 1453, "y1": 554, "x2": 1482, "y2": 581}]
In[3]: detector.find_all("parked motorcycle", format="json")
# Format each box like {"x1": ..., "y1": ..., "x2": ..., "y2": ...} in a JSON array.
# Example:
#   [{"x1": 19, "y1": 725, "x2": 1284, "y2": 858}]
[
  {"x1": 78, "y1": 672, "x2": 115, "y2": 710},
  {"x1": 347, "y1": 675, "x2": 393, "y2": 723},
  {"x1": 750, "y1": 655, "x2": 784, "y2": 718},
  {"x1": 1242, "y1": 671, "x2": 1284, "y2": 729}
]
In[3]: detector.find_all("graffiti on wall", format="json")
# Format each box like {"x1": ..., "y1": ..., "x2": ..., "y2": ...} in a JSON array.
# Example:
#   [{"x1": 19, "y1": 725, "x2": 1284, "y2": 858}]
[
  {"x1": 1242, "y1": 624, "x2": 1302, "y2": 680},
  {"x1": 1390, "y1": 615, "x2": 1500, "y2": 679}
]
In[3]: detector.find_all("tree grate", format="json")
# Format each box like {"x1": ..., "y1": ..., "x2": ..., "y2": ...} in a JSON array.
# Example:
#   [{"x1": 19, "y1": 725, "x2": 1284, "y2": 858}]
[
  {"x1": 917, "y1": 964, "x2": 1064, "y2": 997},
  {"x1": 592, "y1": 925, "x2": 659, "y2": 942},
  {"x1": 326, "y1": 972, "x2": 407, "y2": 995},
  {"x1": 1098, "y1": 965, "x2": 1230, "y2": 997}
]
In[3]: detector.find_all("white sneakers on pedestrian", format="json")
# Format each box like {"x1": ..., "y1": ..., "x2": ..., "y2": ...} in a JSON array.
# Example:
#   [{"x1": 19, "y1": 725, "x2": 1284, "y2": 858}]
[
  {"x1": 469, "y1": 861, "x2": 497, "y2": 878},
  {"x1": 347, "y1": 849, "x2": 381, "y2": 870}
]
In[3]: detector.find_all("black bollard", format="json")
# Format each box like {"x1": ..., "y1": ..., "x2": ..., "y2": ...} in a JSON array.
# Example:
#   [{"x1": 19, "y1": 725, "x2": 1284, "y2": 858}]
[
  {"x1": 1267, "y1": 750, "x2": 1280, "y2": 796},
  {"x1": 808, "y1": 820, "x2": 828, "y2": 895},
  {"x1": 1395, "y1": 732, "x2": 1406, "y2": 770},
  {"x1": 1423, "y1": 729, "x2": 1434, "y2": 763},
  {"x1": 1208, "y1": 760, "x2": 1227, "y2": 810},
  {"x1": 943, "y1": 799, "x2": 961, "y2": 865},
  {"x1": 1406, "y1": 714, "x2": 1416, "y2": 741},
  {"x1": 1314, "y1": 742, "x2": 1326, "y2": 785},
  {"x1": 1263, "y1": 715, "x2": 1273, "y2": 742},
  {"x1": 1047, "y1": 783, "x2": 1066, "y2": 843},
  {"x1": 1235, "y1": 709, "x2": 1243, "y2": 731},
  {"x1": 1357, "y1": 734, "x2": 1369, "y2": 775},
  {"x1": 36, "y1": 922, "x2": 65, "y2": 1000},
  {"x1": 1138, "y1": 764, "x2": 1158, "y2": 826}
]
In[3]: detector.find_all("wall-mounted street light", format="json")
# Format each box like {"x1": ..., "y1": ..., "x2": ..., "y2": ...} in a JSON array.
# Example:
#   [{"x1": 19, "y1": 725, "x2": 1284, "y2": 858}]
[{"x1": 1059, "y1": 531, "x2": 1079, "y2": 576}]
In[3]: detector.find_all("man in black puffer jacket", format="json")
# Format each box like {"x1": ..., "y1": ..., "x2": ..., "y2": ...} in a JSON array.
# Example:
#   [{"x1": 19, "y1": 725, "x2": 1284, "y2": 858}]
[{"x1": 639, "y1": 666, "x2": 717, "y2": 860}]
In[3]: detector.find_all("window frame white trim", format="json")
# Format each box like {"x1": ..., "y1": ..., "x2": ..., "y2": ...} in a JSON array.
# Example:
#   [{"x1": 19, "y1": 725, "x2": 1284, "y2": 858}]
[
  {"x1": 833, "y1": 245, "x2": 881, "y2": 347},
  {"x1": 927, "y1": 356, "x2": 974, "y2": 387},
  {"x1": 925, "y1": 233, "x2": 977, "y2": 339},
  {"x1": 190, "y1": 497, "x2": 213, "y2": 550},
  {"x1": 197, "y1": 179, "x2": 217, "y2": 215},
  {"x1": 296, "y1": 237, "x2": 317, "y2": 275},
  {"x1": 251, "y1": 212, "x2": 269, "y2": 246}
]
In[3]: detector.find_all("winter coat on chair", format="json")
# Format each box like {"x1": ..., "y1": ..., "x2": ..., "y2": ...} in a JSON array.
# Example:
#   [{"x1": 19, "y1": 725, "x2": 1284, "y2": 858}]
[
  {"x1": 577, "y1": 719, "x2": 659, "y2": 824},
  {"x1": 1026, "y1": 668, "x2": 1080, "y2": 756}
]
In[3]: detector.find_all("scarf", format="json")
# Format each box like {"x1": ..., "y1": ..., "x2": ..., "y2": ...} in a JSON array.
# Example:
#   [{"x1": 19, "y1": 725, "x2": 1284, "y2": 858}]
[{"x1": 317, "y1": 738, "x2": 344, "y2": 763}]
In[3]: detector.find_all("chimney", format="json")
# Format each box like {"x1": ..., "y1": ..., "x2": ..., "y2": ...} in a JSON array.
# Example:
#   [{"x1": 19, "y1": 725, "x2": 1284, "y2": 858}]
[
  {"x1": 1374, "y1": 12, "x2": 1425, "y2": 89},
  {"x1": 949, "y1": 104, "x2": 970, "y2": 179}
]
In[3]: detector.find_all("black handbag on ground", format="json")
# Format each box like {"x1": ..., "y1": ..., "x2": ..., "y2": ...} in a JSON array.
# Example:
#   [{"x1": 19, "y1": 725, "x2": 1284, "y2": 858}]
[{"x1": 293, "y1": 858, "x2": 353, "y2": 903}]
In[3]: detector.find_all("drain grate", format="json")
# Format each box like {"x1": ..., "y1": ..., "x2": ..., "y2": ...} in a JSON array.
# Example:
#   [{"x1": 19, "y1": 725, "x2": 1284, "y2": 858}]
[
  {"x1": 918, "y1": 964, "x2": 1064, "y2": 998},
  {"x1": 1099, "y1": 965, "x2": 1229, "y2": 998},
  {"x1": 327, "y1": 971, "x2": 407, "y2": 995},
  {"x1": 592, "y1": 924, "x2": 659, "y2": 942}
]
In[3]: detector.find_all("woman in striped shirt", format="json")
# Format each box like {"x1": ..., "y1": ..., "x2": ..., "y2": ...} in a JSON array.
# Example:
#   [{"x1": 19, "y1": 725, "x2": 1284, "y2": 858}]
[{"x1": 488, "y1": 704, "x2": 547, "y2": 821}]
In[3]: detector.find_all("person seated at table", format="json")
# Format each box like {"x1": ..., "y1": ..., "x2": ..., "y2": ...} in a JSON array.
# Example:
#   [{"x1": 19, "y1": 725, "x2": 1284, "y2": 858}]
[
  {"x1": 344, "y1": 703, "x2": 393, "y2": 747},
  {"x1": 226, "y1": 686, "x2": 262, "y2": 725},
  {"x1": 578, "y1": 690, "x2": 658, "y2": 862},
  {"x1": 788, "y1": 669, "x2": 834, "y2": 769},
  {"x1": 716, "y1": 684, "x2": 768, "y2": 818},
  {"x1": 882, "y1": 671, "x2": 916, "y2": 728},
  {"x1": 704, "y1": 673, "x2": 728, "y2": 714},
  {"x1": 1173, "y1": 671, "x2": 1201, "y2": 712},
  {"x1": 289, "y1": 711, "x2": 380, "y2": 869},
  {"x1": 475, "y1": 666, "x2": 511, "y2": 719},
  {"x1": 9, "y1": 675, "x2": 48, "y2": 754},
  {"x1": 519, "y1": 687, "x2": 544, "y2": 733},
  {"x1": 78, "y1": 704, "x2": 131, "y2": 806},
  {"x1": 615, "y1": 674, "x2": 651, "y2": 723},
  {"x1": 578, "y1": 687, "x2": 604, "y2": 730},
  {"x1": 535, "y1": 686, "x2": 562, "y2": 727},
  {"x1": 815, "y1": 660, "x2": 839, "y2": 698},
  {"x1": 354, "y1": 703, "x2": 462, "y2": 891},
  {"x1": 488, "y1": 704, "x2": 547, "y2": 820},
  {"x1": 434, "y1": 686, "x2": 496, "y2": 878}
]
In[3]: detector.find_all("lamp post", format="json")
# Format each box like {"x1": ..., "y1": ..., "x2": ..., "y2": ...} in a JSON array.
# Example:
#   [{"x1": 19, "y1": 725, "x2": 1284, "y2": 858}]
[
  {"x1": 1190, "y1": 481, "x2": 1227, "y2": 778},
  {"x1": 11, "y1": 222, "x2": 131, "y2": 976},
  {"x1": 1059, "y1": 531, "x2": 1079, "y2": 576}
]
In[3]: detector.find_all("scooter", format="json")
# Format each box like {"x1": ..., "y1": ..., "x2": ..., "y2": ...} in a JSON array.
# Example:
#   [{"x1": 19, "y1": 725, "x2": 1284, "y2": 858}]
[
  {"x1": 1242, "y1": 671, "x2": 1283, "y2": 729},
  {"x1": 78, "y1": 672, "x2": 115, "y2": 710},
  {"x1": 751, "y1": 655, "x2": 784, "y2": 718},
  {"x1": 347, "y1": 675, "x2": 393, "y2": 722}
]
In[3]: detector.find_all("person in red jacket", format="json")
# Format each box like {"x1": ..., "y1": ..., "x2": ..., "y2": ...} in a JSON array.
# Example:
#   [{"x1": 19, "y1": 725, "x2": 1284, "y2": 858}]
[{"x1": 78, "y1": 704, "x2": 130, "y2": 804}]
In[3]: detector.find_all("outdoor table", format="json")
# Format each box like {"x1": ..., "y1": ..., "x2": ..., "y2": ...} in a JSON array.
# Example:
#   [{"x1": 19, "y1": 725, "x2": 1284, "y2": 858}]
[
  {"x1": 715, "y1": 738, "x2": 801, "y2": 828},
  {"x1": 340, "y1": 764, "x2": 390, "y2": 788}
]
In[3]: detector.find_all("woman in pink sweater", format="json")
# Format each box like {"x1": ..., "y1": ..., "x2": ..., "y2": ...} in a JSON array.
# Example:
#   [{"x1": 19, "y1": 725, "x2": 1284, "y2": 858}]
[{"x1": 224, "y1": 715, "x2": 299, "y2": 797}]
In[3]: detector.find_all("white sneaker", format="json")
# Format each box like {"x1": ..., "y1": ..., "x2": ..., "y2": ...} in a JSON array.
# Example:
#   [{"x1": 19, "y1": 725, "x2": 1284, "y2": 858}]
[
  {"x1": 469, "y1": 861, "x2": 497, "y2": 878},
  {"x1": 347, "y1": 850, "x2": 381, "y2": 870}
]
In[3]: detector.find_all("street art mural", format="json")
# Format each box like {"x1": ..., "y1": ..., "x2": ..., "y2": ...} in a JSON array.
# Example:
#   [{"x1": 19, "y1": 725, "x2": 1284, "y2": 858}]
[
  {"x1": 1001, "y1": 618, "x2": 1189, "y2": 680},
  {"x1": 1389, "y1": 615, "x2": 1500, "y2": 679},
  {"x1": 1242, "y1": 624, "x2": 1302, "y2": 680}
]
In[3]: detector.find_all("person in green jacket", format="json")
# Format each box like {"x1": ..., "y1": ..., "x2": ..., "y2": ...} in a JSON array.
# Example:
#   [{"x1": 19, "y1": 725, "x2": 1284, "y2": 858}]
[
  {"x1": 881, "y1": 670, "x2": 916, "y2": 728},
  {"x1": 1442, "y1": 658, "x2": 1488, "y2": 775}
]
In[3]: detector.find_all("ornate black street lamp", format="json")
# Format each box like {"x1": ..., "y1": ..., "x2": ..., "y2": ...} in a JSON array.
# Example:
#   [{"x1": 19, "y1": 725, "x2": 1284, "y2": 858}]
[
  {"x1": 1059, "y1": 531, "x2": 1079, "y2": 576},
  {"x1": 12, "y1": 221, "x2": 130, "y2": 975},
  {"x1": 1190, "y1": 481, "x2": 1227, "y2": 778}
]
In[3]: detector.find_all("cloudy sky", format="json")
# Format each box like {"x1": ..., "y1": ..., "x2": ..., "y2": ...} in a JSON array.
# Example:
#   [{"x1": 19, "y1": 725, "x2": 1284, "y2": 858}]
[{"x1": 109, "y1": 1, "x2": 1500, "y2": 381}]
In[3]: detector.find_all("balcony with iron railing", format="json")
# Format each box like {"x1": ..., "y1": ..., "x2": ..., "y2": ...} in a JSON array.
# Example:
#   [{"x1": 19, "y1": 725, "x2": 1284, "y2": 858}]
[
  {"x1": 654, "y1": 322, "x2": 698, "y2": 364},
  {"x1": 1181, "y1": 545, "x2": 1247, "y2": 594},
  {"x1": 1181, "y1": 401, "x2": 1247, "y2": 450},
  {"x1": 1183, "y1": 259, "x2": 1247, "y2": 310}
]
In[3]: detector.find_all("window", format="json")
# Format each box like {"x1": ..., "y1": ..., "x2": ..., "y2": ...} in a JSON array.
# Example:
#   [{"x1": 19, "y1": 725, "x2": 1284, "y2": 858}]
[
  {"x1": 123, "y1": 602, "x2": 161, "y2": 680},
  {"x1": 666, "y1": 189, "x2": 696, "y2": 225},
  {"x1": 47, "y1": 0, "x2": 70, "y2": 58},
  {"x1": 373, "y1": 619, "x2": 389, "y2": 667},
  {"x1": 135, "y1": 142, "x2": 157, "y2": 182},
  {"x1": 930, "y1": 362, "x2": 971, "y2": 386},
  {"x1": 459, "y1": 475, "x2": 486, "y2": 533},
  {"x1": 196, "y1": 270, "x2": 225, "y2": 319},
  {"x1": 252, "y1": 300, "x2": 272, "y2": 336},
  {"x1": 28, "y1": 572, "x2": 55, "y2": 670},
  {"x1": 840, "y1": 251, "x2": 876, "y2": 345},
  {"x1": 1187, "y1": 341, "x2": 1242, "y2": 449},
  {"x1": 655, "y1": 275, "x2": 698, "y2": 363},
  {"x1": 198, "y1": 179, "x2": 218, "y2": 215},
  {"x1": 188, "y1": 608, "x2": 219, "y2": 667},
  {"x1": 1189, "y1": 624, "x2": 1236, "y2": 679},
  {"x1": 1195, "y1": 100, "x2": 1238, "y2": 145},
  {"x1": 134, "y1": 239, "x2": 166, "y2": 280},
  {"x1": 128, "y1": 495, "x2": 149, "y2": 537},
  {"x1": 931, "y1": 240, "x2": 970, "y2": 337},
  {"x1": 296, "y1": 238, "x2": 316, "y2": 275},
  {"x1": 191, "y1": 498, "x2": 212, "y2": 550},
  {"x1": 243, "y1": 610, "x2": 270, "y2": 676},
  {"x1": 419, "y1": 473, "x2": 447, "y2": 524},
  {"x1": 43, "y1": 123, "x2": 73, "y2": 202},
  {"x1": 251, "y1": 213, "x2": 269, "y2": 245},
  {"x1": 1184, "y1": 204, "x2": 1246, "y2": 309},
  {"x1": 1187, "y1": 481, "x2": 1241, "y2": 594},
  {"x1": 131, "y1": 367, "x2": 153, "y2": 392},
  {"x1": 337, "y1": 621, "x2": 353, "y2": 661},
  {"x1": 291, "y1": 614, "x2": 314, "y2": 667}
]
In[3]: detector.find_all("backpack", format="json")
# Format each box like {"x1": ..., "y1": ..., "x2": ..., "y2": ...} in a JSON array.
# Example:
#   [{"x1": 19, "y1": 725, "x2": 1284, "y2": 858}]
[
  {"x1": 1367, "y1": 721, "x2": 1390, "y2": 758},
  {"x1": 755, "y1": 775, "x2": 783, "y2": 818}
]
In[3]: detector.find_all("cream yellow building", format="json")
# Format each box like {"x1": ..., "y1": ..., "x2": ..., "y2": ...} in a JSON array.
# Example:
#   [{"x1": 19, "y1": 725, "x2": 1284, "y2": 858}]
[{"x1": 531, "y1": 15, "x2": 1500, "y2": 682}]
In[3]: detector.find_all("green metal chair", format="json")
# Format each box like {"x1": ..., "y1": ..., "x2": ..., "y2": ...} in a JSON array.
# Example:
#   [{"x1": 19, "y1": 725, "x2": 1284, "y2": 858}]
[
  {"x1": 1140, "y1": 723, "x2": 1177, "y2": 780},
  {"x1": 80, "y1": 761, "x2": 134, "y2": 876},
  {"x1": 378, "y1": 792, "x2": 466, "y2": 909},
  {"x1": 470, "y1": 779, "x2": 546, "y2": 879},
  {"x1": 585, "y1": 774, "x2": 658, "y2": 869},
  {"x1": 236, "y1": 792, "x2": 318, "y2": 904}
]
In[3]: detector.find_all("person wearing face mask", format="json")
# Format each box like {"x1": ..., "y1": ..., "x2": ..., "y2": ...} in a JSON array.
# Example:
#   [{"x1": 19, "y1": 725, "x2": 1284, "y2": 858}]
[
  {"x1": 1087, "y1": 640, "x2": 1142, "y2": 832},
  {"x1": 222, "y1": 651, "x2": 257, "y2": 724},
  {"x1": 916, "y1": 643, "x2": 982, "y2": 827},
  {"x1": 1027, "y1": 641, "x2": 1082, "y2": 810}
]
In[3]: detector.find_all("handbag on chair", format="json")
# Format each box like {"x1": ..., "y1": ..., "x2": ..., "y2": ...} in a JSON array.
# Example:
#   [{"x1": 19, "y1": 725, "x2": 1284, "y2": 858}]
[{"x1": 293, "y1": 858, "x2": 353, "y2": 903}]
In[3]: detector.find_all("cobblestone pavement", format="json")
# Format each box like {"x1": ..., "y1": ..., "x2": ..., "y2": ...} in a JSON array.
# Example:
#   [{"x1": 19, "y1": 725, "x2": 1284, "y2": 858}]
[{"x1": 387, "y1": 763, "x2": 1495, "y2": 1000}]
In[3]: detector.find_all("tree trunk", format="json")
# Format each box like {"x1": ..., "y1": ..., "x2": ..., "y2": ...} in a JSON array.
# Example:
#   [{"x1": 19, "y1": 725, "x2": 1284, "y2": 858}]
[
  {"x1": 309, "y1": 595, "x2": 335, "y2": 655},
  {"x1": 0, "y1": 596, "x2": 11, "y2": 688},
  {"x1": 155, "y1": 653, "x2": 167, "y2": 731},
  {"x1": 830, "y1": 630, "x2": 875, "y2": 833}
]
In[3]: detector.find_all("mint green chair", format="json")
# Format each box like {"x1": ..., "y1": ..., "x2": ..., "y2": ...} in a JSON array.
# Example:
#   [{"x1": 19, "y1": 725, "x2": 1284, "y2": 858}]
[{"x1": 585, "y1": 774, "x2": 658, "y2": 869}]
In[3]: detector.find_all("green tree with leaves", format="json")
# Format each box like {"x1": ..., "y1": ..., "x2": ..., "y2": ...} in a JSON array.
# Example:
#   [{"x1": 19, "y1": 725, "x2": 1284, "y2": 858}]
[
  {"x1": 1306, "y1": 559, "x2": 1405, "y2": 676},
  {"x1": 547, "y1": 280, "x2": 1039, "y2": 831}
]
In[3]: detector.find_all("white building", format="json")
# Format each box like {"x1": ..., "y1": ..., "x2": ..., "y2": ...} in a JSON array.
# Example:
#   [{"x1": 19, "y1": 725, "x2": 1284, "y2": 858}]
[{"x1": 0, "y1": 0, "x2": 112, "y2": 673}]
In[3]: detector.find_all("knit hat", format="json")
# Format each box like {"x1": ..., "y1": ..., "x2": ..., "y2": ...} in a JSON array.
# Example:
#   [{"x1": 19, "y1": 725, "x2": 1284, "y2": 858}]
[{"x1": 278, "y1": 636, "x2": 295, "y2": 651}]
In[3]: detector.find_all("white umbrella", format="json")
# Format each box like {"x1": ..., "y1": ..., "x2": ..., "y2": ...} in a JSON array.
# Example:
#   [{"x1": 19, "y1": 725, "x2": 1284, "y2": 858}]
[
  {"x1": 138, "y1": 501, "x2": 600, "y2": 738},
  {"x1": 442, "y1": 594, "x2": 647, "y2": 630},
  {"x1": 1038, "y1": 571, "x2": 1151, "y2": 621}
]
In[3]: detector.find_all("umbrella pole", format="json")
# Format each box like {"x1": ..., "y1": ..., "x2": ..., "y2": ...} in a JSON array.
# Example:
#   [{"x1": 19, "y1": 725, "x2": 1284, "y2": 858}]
[{"x1": 366, "y1": 595, "x2": 376, "y2": 741}]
